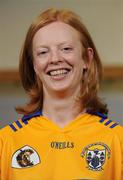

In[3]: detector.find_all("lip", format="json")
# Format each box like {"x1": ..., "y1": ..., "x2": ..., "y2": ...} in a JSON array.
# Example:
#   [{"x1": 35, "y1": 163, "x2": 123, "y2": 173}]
[
  {"x1": 48, "y1": 68, "x2": 72, "y2": 81},
  {"x1": 46, "y1": 67, "x2": 72, "y2": 75}
]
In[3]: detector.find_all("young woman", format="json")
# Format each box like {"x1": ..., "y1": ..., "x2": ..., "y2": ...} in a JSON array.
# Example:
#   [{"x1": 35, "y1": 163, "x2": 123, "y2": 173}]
[{"x1": 0, "y1": 8, "x2": 122, "y2": 180}]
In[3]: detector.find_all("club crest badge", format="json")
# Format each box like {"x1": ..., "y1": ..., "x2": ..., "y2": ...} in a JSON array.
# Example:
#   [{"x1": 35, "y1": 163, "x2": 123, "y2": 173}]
[
  {"x1": 81, "y1": 142, "x2": 111, "y2": 171},
  {"x1": 11, "y1": 145, "x2": 41, "y2": 168}
]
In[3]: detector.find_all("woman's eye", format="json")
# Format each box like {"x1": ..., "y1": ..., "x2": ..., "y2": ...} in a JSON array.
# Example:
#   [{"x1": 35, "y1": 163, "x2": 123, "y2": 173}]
[
  {"x1": 64, "y1": 47, "x2": 72, "y2": 50},
  {"x1": 62, "y1": 47, "x2": 73, "y2": 52},
  {"x1": 38, "y1": 50, "x2": 48, "y2": 56},
  {"x1": 40, "y1": 51, "x2": 47, "y2": 54}
]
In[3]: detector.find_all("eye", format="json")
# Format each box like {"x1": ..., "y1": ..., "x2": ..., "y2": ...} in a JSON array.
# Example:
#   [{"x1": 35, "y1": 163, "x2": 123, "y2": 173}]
[
  {"x1": 62, "y1": 47, "x2": 73, "y2": 52},
  {"x1": 37, "y1": 48, "x2": 49, "y2": 56},
  {"x1": 40, "y1": 51, "x2": 47, "y2": 54}
]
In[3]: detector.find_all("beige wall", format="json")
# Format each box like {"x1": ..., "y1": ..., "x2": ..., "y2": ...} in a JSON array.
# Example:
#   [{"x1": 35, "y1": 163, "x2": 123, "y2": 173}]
[{"x1": 0, "y1": 0, "x2": 123, "y2": 70}]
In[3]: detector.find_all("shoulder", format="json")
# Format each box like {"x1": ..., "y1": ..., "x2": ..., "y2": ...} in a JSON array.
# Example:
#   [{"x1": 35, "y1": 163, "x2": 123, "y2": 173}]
[
  {"x1": 93, "y1": 112, "x2": 123, "y2": 143},
  {"x1": 0, "y1": 118, "x2": 24, "y2": 140},
  {"x1": 0, "y1": 110, "x2": 42, "y2": 138}
]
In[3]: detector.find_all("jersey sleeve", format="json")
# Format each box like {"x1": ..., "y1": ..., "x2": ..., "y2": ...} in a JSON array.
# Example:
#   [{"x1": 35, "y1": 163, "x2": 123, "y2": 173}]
[
  {"x1": 120, "y1": 126, "x2": 123, "y2": 179},
  {"x1": 0, "y1": 133, "x2": 2, "y2": 180},
  {"x1": 121, "y1": 127, "x2": 123, "y2": 179},
  {"x1": 115, "y1": 124, "x2": 123, "y2": 179},
  {"x1": 119, "y1": 125, "x2": 123, "y2": 179},
  {"x1": 0, "y1": 131, "x2": 8, "y2": 180}
]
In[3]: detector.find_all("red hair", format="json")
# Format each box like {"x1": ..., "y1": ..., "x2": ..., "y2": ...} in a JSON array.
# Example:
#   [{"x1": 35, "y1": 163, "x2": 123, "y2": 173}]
[{"x1": 16, "y1": 8, "x2": 108, "y2": 115}]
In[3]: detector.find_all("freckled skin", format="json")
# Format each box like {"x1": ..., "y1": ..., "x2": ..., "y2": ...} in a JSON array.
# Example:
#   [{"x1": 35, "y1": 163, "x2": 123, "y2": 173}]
[{"x1": 32, "y1": 21, "x2": 87, "y2": 95}]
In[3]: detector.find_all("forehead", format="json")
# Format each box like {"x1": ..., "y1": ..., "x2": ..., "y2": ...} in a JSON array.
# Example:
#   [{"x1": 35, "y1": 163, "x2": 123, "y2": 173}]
[{"x1": 33, "y1": 21, "x2": 81, "y2": 46}]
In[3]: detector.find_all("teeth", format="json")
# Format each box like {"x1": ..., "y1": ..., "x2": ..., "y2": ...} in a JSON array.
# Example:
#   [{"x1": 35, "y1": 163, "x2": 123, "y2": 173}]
[{"x1": 50, "y1": 69, "x2": 69, "y2": 76}]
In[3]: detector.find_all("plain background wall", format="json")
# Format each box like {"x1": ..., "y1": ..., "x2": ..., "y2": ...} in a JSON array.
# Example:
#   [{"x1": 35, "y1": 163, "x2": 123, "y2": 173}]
[{"x1": 0, "y1": 0, "x2": 123, "y2": 69}]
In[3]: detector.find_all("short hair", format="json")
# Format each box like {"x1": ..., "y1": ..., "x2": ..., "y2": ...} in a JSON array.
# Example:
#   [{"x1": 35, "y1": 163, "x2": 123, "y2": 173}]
[{"x1": 16, "y1": 8, "x2": 108, "y2": 115}]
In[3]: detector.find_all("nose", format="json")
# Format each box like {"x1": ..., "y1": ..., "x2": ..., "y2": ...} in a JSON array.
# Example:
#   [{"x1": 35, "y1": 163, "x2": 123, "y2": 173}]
[{"x1": 50, "y1": 49, "x2": 62, "y2": 64}]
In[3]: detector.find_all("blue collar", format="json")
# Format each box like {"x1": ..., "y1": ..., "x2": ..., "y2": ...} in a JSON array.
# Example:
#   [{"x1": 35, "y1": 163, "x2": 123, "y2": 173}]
[{"x1": 22, "y1": 110, "x2": 42, "y2": 122}]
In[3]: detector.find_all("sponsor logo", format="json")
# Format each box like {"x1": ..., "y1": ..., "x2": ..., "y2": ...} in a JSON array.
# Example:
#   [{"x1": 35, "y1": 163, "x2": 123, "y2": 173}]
[
  {"x1": 11, "y1": 145, "x2": 40, "y2": 168},
  {"x1": 50, "y1": 141, "x2": 74, "y2": 149},
  {"x1": 81, "y1": 142, "x2": 111, "y2": 171}
]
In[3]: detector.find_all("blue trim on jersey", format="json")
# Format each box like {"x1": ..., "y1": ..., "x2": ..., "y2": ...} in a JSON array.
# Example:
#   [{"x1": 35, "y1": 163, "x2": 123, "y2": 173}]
[
  {"x1": 96, "y1": 112, "x2": 108, "y2": 124},
  {"x1": 9, "y1": 124, "x2": 17, "y2": 131},
  {"x1": 104, "y1": 120, "x2": 112, "y2": 126},
  {"x1": 22, "y1": 120, "x2": 28, "y2": 125},
  {"x1": 22, "y1": 110, "x2": 42, "y2": 122},
  {"x1": 110, "y1": 123, "x2": 118, "y2": 128},
  {"x1": 96, "y1": 112, "x2": 107, "y2": 119},
  {"x1": 97, "y1": 112, "x2": 119, "y2": 129},
  {"x1": 15, "y1": 120, "x2": 22, "y2": 128},
  {"x1": 99, "y1": 118, "x2": 107, "y2": 123}
]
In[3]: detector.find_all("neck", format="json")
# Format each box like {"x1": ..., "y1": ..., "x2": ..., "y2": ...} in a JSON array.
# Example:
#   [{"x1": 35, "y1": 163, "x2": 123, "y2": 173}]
[{"x1": 42, "y1": 89, "x2": 84, "y2": 128}]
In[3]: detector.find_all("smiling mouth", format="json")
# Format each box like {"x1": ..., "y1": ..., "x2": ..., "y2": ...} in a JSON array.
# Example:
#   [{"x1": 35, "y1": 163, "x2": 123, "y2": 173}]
[{"x1": 47, "y1": 68, "x2": 71, "y2": 76}]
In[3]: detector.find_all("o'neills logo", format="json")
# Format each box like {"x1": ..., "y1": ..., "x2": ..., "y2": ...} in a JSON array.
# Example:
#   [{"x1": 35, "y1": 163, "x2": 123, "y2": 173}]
[
  {"x1": 50, "y1": 141, "x2": 74, "y2": 149},
  {"x1": 81, "y1": 142, "x2": 111, "y2": 171},
  {"x1": 11, "y1": 145, "x2": 40, "y2": 168}
]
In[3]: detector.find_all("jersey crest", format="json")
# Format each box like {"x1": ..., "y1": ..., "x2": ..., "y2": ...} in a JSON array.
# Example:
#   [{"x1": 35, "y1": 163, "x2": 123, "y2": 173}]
[
  {"x1": 81, "y1": 142, "x2": 111, "y2": 171},
  {"x1": 11, "y1": 145, "x2": 41, "y2": 168}
]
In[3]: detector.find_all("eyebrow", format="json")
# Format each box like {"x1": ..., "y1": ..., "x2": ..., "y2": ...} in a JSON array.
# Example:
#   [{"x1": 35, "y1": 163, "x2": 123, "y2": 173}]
[{"x1": 35, "y1": 41, "x2": 73, "y2": 48}]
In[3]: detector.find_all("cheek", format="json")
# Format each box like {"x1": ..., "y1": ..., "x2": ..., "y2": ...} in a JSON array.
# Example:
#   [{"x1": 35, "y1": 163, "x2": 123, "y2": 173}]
[
  {"x1": 74, "y1": 55, "x2": 85, "y2": 67},
  {"x1": 34, "y1": 55, "x2": 48, "y2": 70},
  {"x1": 63, "y1": 54, "x2": 80, "y2": 66},
  {"x1": 33, "y1": 59, "x2": 44, "y2": 76},
  {"x1": 76, "y1": 51, "x2": 86, "y2": 68},
  {"x1": 68, "y1": 50, "x2": 83, "y2": 65}
]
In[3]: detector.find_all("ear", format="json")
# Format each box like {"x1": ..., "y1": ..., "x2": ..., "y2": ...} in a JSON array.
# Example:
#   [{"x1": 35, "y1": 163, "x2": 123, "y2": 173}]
[
  {"x1": 87, "y1": 47, "x2": 94, "y2": 64},
  {"x1": 33, "y1": 61, "x2": 38, "y2": 75},
  {"x1": 83, "y1": 48, "x2": 93, "y2": 70}
]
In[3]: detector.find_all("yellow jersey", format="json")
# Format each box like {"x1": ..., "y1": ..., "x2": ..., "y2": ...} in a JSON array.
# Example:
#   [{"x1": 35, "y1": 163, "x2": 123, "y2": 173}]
[{"x1": 0, "y1": 111, "x2": 123, "y2": 180}]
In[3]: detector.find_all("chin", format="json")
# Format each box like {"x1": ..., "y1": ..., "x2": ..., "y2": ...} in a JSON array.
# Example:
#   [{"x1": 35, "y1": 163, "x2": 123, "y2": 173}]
[{"x1": 51, "y1": 86, "x2": 70, "y2": 92}]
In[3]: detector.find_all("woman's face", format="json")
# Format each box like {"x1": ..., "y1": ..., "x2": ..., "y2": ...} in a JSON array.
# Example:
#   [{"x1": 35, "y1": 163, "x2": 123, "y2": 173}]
[{"x1": 33, "y1": 21, "x2": 90, "y2": 95}]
